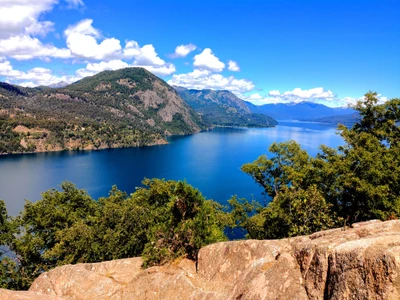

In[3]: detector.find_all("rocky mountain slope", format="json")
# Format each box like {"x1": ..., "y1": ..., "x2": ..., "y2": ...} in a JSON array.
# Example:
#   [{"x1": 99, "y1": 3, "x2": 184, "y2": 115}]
[
  {"x1": 0, "y1": 68, "x2": 206, "y2": 154},
  {"x1": 2, "y1": 219, "x2": 400, "y2": 299},
  {"x1": 176, "y1": 87, "x2": 277, "y2": 127}
]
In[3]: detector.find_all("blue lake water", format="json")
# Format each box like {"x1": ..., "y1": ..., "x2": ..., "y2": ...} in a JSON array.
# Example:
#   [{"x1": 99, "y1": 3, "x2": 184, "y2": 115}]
[{"x1": 0, "y1": 121, "x2": 344, "y2": 216}]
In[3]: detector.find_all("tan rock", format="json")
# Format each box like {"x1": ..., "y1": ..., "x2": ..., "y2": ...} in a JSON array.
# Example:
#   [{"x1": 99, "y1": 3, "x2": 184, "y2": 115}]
[
  {"x1": 0, "y1": 289, "x2": 64, "y2": 300},
  {"x1": 2, "y1": 219, "x2": 399, "y2": 299}
]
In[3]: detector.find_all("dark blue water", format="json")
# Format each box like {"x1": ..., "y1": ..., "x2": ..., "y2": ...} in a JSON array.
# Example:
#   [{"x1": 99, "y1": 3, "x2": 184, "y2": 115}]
[{"x1": 0, "y1": 122, "x2": 343, "y2": 216}]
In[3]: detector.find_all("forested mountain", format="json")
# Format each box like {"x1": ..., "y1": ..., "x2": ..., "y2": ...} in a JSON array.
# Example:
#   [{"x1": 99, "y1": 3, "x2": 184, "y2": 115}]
[
  {"x1": 176, "y1": 87, "x2": 277, "y2": 127},
  {"x1": 304, "y1": 112, "x2": 360, "y2": 126},
  {"x1": 0, "y1": 68, "x2": 206, "y2": 154},
  {"x1": 245, "y1": 101, "x2": 355, "y2": 120}
]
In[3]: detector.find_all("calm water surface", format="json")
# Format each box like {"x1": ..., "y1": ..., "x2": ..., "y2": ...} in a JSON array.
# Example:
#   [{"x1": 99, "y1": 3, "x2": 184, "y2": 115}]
[{"x1": 0, "y1": 121, "x2": 343, "y2": 216}]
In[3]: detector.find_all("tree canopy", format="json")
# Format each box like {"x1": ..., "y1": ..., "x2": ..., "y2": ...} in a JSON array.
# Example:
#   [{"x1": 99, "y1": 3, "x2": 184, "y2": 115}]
[{"x1": 236, "y1": 92, "x2": 400, "y2": 239}]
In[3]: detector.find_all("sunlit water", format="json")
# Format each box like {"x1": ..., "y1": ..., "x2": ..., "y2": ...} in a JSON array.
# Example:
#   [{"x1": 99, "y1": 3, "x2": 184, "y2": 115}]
[{"x1": 0, "y1": 121, "x2": 343, "y2": 216}]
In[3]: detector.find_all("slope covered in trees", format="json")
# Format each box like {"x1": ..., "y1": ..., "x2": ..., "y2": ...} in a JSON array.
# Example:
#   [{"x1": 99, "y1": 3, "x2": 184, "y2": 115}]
[
  {"x1": 176, "y1": 87, "x2": 278, "y2": 127},
  {"x1": 0, "y1": 68, "x2": 207, "y2": 154}
]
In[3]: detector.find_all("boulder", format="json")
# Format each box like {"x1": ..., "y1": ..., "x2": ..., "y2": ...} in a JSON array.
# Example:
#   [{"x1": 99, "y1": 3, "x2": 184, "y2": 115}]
[{"x1": 1, "y1": 219, "x2": 400, "y2": 299}]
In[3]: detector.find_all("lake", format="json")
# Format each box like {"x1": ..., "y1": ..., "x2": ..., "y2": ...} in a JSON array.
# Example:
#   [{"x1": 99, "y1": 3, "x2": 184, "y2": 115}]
[{"x1": 0, "y1": 121, "x2": 344, "y2": 216}]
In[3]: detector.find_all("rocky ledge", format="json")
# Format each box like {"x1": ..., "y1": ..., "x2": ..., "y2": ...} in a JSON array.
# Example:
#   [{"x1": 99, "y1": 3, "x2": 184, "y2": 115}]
[{"x1": 2, "y1": 219, "x2": 400, "y2": 299}]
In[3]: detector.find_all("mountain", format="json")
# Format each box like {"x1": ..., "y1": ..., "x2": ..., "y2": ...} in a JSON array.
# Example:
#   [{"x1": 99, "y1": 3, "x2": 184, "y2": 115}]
[
  {"x1": 176, "y1": 88, "x2": 277, "y2": 127},
  {"x1": 305, "y1": 112, "x2": 360, "y2": 126},
  {"x1": 48, "y1": 81, "x2": 70, "y2": 88},
  {"x1": 0, "y1": 68, "x2": 206, "y2": 154},
  {"x1": 245, "y1": 101, "x2": 355, "y2": 120}
]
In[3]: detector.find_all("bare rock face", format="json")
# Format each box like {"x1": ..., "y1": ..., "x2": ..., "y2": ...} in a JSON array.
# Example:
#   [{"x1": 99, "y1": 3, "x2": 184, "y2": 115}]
[{"x1": 2, "y1": 220, "x2": 400, "y2": 300}]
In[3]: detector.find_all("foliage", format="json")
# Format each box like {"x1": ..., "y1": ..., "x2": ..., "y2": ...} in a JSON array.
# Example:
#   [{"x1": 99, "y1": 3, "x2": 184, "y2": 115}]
[
  {"x1": 177, "y1": 88, "x2": 278, "y2": 127},
  {"x1": 238, "y1": 92, "x2": 400, "y2": 238},
  {"x1": 0, "y1": 180, "x2": 227, "y2": 289},
  {"x1": 133, "y1": 179, "x2": 227, "y2": 267},
  {"x1": 0, "y1": 68, "x2": 207, "y2": 154}
]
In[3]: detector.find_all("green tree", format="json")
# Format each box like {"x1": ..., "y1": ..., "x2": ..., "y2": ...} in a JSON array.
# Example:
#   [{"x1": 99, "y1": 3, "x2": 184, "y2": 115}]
[
  {"x1": 135, "y1": 179, "x2": 227, "y2": 267},
  {"x1": 239, "y1": 92, "x2": 400, "y2": 239}
]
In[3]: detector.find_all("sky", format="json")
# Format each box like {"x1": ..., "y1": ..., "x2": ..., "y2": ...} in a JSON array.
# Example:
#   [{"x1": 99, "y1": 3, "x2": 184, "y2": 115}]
[{"x1": 0, "y1": 0, "x2": 399, "y2": 107}]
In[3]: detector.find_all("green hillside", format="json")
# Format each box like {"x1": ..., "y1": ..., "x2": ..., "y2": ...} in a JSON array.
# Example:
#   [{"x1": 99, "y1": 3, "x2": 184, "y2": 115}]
[{"x1": 0, "y1": 68, "x2": 207, "y2": 154}]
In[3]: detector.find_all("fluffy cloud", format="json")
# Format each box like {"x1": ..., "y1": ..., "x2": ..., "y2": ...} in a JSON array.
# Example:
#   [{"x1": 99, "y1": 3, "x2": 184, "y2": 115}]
[
  {"x1": 193, "y1": 48, "x2": 225, "y2": 72},
  {"x1": 63, "y1": 21, "x2": 176, "y2": 75},
  {"x1": 0, "y1": 35, "x2": 71, "y2": 60},
  {"x1": 75, "y1": 58, "x2": 175, "y2": 79},
  {"x1": 65, "y1": 19, "x2": 122, "y2": 60},
  {"x1": 0, "y1": 59, "x2": 78, "y2": 86},
  {"x1": 337, "y1": 94, "x2": 388, "y2": 107},
  {"x1": 0, "y1": 0, "x2": 56, "y2": 39},
  {"x1": 228, "y1": 60, "x2": 240, "y2": 72},
  {"x1": 168, "y1": 69, "x2": 254, "y2": 93},
  {"x1": 242, "y1": 88, "x2": 389, "y2": 108},
  {"x1": 172, "y1": 44, "x2": 196, "y2": 58},
  {"x1": 242, "y1": 87, "x2": 335, "y2": 105},
  {"x1": 75, "y1": 60, "x2": 129, "y2": 78}
]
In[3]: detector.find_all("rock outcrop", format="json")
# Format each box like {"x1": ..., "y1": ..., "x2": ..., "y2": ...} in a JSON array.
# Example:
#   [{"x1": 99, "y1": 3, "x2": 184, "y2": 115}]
[{"x1": 2, "y1": 219, "x2": 400, "y2": 299}]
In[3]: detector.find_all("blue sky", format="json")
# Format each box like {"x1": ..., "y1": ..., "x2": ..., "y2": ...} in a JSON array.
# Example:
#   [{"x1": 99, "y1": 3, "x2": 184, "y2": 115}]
[{"x1": 0, "y1": 0, "x2": 398, "y2": 107}]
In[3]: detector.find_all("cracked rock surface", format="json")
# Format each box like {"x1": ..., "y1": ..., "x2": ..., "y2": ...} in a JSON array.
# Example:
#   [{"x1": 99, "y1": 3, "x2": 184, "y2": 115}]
[{"x1": 2, "y1": 219, "x2": 400, "y2": 299}]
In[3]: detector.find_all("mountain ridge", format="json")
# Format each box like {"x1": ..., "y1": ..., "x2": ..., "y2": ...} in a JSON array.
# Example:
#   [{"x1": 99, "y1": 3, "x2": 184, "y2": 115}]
[
  {"x1": 0, "y1": 67, "x2": 207, "y2": 154},
  {"x1": 176, "y1": 87, "x2": 277, "y2": 127},
  {"x1": 245, "y1": 100, "x2": 356, "y2": 121}
]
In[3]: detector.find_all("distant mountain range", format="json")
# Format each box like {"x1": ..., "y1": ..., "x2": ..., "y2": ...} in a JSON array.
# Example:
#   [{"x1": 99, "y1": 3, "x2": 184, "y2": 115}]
[
  {"x1": 245, "y1": 101, "x2": 358, "y2": 125},
  {"x1": 48, "y1": 81, "x2": 70, "y2": 88},
  {"x1": 175, "y1": 87, "x2": 277, "y2": 127}
]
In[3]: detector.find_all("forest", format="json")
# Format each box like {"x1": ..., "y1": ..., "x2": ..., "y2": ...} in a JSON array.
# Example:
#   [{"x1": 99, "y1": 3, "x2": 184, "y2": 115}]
[
  {"x1": 1, "y1": 92, "x2": 399, "y2": 290},
  {"x1": 0, "y1": 68, "x2": 206, "y2": 154}
]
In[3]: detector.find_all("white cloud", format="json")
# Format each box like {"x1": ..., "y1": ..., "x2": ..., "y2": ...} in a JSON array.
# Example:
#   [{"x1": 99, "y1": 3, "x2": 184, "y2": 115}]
[
  {"x1": 193, "y1": 48, "x2": 225, "y2": 72},
  {"x1": 63, "y1": 21, "x2": 175, "y2": 75},
  {"x1": 245, "y1": 87, "x2": 336, "y2": 105},
  {"x1": 75, "y1": 58, "x2": 175, "y2": 79},
  {"x1": 228, "y1": 60, "x2": 240, "y2": 72},
  {"x1": 0, "y1": 35, "x2": 71, "y2": 60},
  {"x1": 136, "y1": 64, "x2": 176, "y2": 76},
  {"x1": 281, "y1": 87, "x2": 335, "y2": 100},
  {"x1": 132, "y1": 44, "x2": 165, "y2": 66},
  {"x1": 0, "y1": 0, "x2": 57, "y2": 39},
  {"x1": 242, "y1": 88, "x2": 390, "y2": 108},
  {"x1": 75, "y1": 60, "x2": 129, "y2": 78},
  {"x1": 65, "y1": 0, "x2": 85, "y2": 9},
  {"x1": 268, "y1": 90, "x2": 280, "y2": 96},
  {"x1": 172, "y1": 44, "x2": 196, "y2": 58},
  {"x1": 0, "y1": 59, "x2": 78, "y2": 86},
  {"x1": 168, "y1": 69, "x2": 254, "y2": 93},
  {"x1": 126, "y1": 42, "x2": 176, "y2": 76},
  {"x1": 65, "y1": 19, "x2": 122, "y2": 60},
  {"x1": 242, "y1": 87, "x2": 335, "y2": 105},
  {"x1": 336, "y1": 94, "x2": 388, "y2": 108}
]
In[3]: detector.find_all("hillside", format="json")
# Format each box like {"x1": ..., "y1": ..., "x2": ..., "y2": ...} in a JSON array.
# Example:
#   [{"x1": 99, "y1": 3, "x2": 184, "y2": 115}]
[
  {"x1": 246, "y1": 101, "x2": 355, "y2": 120},
  {"x1": 2, "y1": 219, "x2": 400, "y2": 299},
  {"x1": 0, "y1": 68, "x2": 206, "y2": 154},
  {"x1": 304, "y1": 112, "x2": 360, "y2": 126},
  {"x1": 176, "y1": 87, "x2": 277, "y2": 127}
]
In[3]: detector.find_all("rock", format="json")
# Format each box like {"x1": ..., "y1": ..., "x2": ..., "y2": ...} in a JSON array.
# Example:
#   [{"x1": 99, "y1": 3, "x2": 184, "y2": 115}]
[
  {"x1": 1, "y1": 219, "x2": 400, "y2": 299},
  {"x1": 0, "y1": 289, "x2": 64, "y2": 300}
]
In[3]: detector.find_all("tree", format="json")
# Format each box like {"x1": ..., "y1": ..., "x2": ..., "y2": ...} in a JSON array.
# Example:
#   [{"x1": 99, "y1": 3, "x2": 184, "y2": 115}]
[
  {"x1": 6, "y1": 179, "x2": 228, "y2": 289},
  {"x1": 240, "y1": 92, "x2": 400, "y2": 238},
  {"x1": 135, "y1": 179, "x2": 227, "y2": 267}
]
